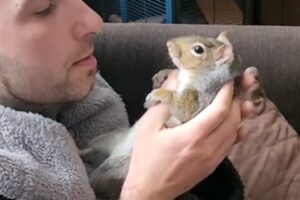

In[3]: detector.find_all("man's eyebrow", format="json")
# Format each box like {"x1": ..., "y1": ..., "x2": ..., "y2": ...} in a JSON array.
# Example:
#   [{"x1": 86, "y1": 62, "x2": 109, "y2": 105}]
[{"x1": 15, "y1": 0, "x2": 32, "y2": 12}]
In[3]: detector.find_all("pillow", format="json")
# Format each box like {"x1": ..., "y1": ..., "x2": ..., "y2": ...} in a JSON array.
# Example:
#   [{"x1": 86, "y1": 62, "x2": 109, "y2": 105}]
[{"x1": 229, "y1": 68, "x2": 300, "y2": 200}]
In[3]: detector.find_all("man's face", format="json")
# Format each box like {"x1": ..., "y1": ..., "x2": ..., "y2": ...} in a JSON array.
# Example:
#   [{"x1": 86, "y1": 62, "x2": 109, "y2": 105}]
[{"x1": 0, "y1": 0, "x2": 103, "y2": 105}]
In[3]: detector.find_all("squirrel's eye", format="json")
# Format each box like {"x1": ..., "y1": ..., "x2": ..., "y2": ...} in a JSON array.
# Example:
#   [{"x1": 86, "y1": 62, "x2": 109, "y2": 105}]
[{"x1": 192, "y1": 45, "x2": 204, "y2": 54}]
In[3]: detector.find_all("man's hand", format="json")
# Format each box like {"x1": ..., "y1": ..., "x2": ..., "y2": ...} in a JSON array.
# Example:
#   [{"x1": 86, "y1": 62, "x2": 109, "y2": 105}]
[{"x1": 120, "y1": 67, "x2": 257, "y2": 200}]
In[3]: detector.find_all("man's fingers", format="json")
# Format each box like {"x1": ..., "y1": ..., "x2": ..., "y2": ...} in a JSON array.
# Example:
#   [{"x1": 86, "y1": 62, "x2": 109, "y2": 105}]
[
  {"x1": 205, "y1": 99, "x2": 241, "y2": 165},
  {"x1": 242, "y1": 67, "x2": 258, "y2": 89},
  {"x1": 241, "y1": 100, "x2": 254, "y2": 119},
  {"x1": 161, "y1": 70, "x2": 179, "y2": 90},
  {"x1": 175, "y1": 81, "x2": 235, "y2": 138},
  {"x1": 136, "y1": 104, "x2": 170, "y2": 134}
]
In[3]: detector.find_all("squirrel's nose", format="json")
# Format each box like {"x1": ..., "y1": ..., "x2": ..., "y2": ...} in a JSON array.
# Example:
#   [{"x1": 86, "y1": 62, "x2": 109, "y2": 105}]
[{"x1": 167, "y1": 40, "x2": 173, "y2": 48}]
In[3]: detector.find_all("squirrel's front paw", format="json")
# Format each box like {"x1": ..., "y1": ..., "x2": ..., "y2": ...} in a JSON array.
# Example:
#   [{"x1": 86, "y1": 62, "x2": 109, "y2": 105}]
[
  {"x1": 144, "y1": 89, "x2": 161, "y2": 109},
  {"x1": 152, "y1": 69, "x2": 173, "y2": 89},
  {"x1": 144, "y1": 88, "x2": 174, "y2": 109}
]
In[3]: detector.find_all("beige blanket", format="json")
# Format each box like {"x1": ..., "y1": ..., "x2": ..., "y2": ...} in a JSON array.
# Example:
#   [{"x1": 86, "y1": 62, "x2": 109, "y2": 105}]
[{"x1": 229, "y1": 92, "x2": 300, "y2": 200}]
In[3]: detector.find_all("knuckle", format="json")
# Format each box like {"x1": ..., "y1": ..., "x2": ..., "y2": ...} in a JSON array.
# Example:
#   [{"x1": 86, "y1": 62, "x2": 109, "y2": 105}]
[
  {"x1": 216, "y1": 105, "x2": 229, "y2": 118},
  {"x1": 204, "y1": 151, "x2": 221, "y2": 170},
  {"x1": 188, "y1": 128, "x2": 205, "y2": 143},
  {"x1": 233, "y1": 115, "x2": 242, "y2": 125},
  {"x1": 181, "y1": 134, "x2": 197, "y2": 147},
  {"x1": 203, "y1": 149, "x2": 214, "y2": 162},
  {"x1": 202, "y1": 150, "x2": 219, "y2": 171},
  {"x1": 207, "y1": 159, "x2": 219, "y2": 173}
]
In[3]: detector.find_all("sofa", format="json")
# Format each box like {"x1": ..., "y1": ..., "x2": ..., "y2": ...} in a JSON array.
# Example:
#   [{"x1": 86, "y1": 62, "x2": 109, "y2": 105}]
[{"x1": 94, "y1": 23, "x2": 300, "y2": 200}]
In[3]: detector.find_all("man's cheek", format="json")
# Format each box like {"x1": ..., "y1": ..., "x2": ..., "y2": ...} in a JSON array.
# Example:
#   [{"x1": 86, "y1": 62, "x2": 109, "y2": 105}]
[{"x1": 24, "y1": 34, "x2": 61, "y2": 63}]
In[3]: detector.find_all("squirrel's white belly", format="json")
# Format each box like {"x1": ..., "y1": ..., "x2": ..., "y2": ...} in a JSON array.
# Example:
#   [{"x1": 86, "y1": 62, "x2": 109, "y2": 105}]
[{"x1": 178, "y1": 70, "x2": 191, "y2": 94}]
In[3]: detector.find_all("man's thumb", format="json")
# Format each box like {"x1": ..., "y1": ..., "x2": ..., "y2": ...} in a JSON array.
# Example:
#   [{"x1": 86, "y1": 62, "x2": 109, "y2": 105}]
[{"x1": 135, "y1": 104, "x2": 170, "y2": 134}]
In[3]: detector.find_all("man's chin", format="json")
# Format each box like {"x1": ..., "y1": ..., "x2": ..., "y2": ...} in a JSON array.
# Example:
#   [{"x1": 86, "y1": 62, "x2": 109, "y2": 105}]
[{"x1": 71, "y1": 77, "x2": 96, "y2": 102}]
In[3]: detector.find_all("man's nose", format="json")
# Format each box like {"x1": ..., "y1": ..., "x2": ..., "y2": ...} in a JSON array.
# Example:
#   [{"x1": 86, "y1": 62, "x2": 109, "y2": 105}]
[{"x1": 72, "y1": 2, "x2": 103, "y2": 40}]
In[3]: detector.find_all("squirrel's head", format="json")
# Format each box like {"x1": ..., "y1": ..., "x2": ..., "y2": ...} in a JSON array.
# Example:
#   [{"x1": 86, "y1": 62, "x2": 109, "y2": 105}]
[{"x1": 166, "y1": 31, "x2": 234, "y2": 72}]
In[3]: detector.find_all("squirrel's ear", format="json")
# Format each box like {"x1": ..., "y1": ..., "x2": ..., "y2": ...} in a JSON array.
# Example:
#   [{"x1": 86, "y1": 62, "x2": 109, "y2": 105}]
[
  {"x1": 217, "y1": 31, "x2": 232, "y2": 47},
  {"x1": 214, "y1": 44, "x2": 234, "y2": 65},
  {"x1": 215, "y1": 31, "x2": 234, "y2": 65}
]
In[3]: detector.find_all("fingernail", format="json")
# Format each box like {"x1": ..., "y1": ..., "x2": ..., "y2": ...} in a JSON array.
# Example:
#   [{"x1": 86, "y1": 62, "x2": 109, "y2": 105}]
[{"x1": 245, "y1": 67, "x2": 258, "y2": 75}]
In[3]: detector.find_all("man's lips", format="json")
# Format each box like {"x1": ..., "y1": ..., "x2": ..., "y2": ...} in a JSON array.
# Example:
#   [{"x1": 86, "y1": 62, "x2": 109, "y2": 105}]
[{"x1": 73, "y1": 54, "x2": 98, "y2": 69}]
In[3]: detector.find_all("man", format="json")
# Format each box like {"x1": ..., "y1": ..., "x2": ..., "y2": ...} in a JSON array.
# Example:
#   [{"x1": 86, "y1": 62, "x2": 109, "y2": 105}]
[{"x1": 0, "y1": 0, "x2": 255, "y2": 199}]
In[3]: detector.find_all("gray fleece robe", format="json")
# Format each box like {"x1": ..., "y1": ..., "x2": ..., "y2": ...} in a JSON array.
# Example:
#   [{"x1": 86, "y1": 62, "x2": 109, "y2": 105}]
[{"x1": 0, "y1": 74, "x2": 130, "y2": 200}]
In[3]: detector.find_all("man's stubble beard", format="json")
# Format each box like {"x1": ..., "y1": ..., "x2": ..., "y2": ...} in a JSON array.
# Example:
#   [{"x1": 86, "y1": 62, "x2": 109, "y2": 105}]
[{"x1": 0, "y1": 55, "x2": 96, "y2": 112}]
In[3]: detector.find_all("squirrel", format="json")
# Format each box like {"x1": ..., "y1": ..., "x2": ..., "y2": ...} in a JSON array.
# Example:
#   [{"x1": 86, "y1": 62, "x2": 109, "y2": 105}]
[
  {"x1": 144, "y1": 31, "x2": 242, "y2": 127},
  {"x1": 80, "y1": 31, "x2": 243, "y2": 200}
]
